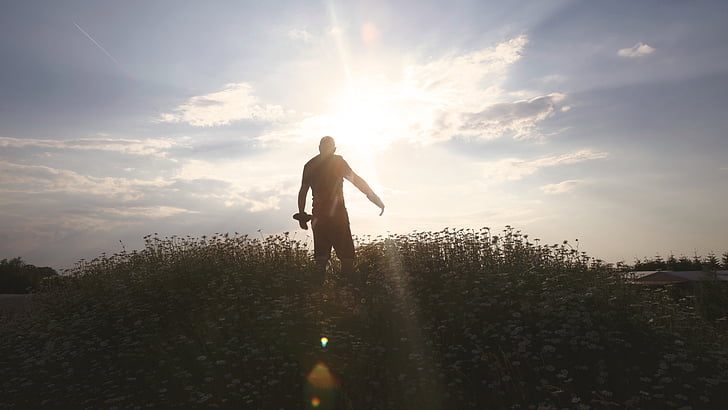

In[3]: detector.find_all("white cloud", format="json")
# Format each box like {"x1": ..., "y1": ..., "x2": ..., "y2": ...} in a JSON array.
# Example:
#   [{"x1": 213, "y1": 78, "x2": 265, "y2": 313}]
[
  {"x1": 262, "y1": 35, "x2": 569, "y2": 146},
  {"x1": 0, "y1": 147, "x2": 290, "y2": 217},
  {"x1": 0, "y1": 160, "x2": 169, "y2": 200},
  {"x1": 540, "y1": 179, "x2": 584, "y2": 194},
  {"x1": 0, "y1": 153, "x2": 285, "y2": 250},
  {"x1": 403, "y1": 35, "x2": 528, "y2": 91},
  {"x1": 101, "y1": 206, "x2": 197, "y2": 218},
  {"x1": 174, "y1": 157, "x2": 295, "y2": 212},
  {"x1": 536, "y1": 149, "x2": 608, "y2": 166},
  {"x1": 540, "y1": 74, "x2": 567, "y2": 84},
  {"x1": 481, "y1": 150, "x2": 608, "y2": 181},
  {"x1": 0, "y1": 137, "x2": 182, "y2": 158},
  {"x1": 159, "y1": 83, "x2": 285, "y2": 127},
  {"x1": 460, "y1": 93, "x2": 566, "y2": 140},
  {"x1": 288, "y1": 28, "x2": 312, "y2": 42},
  {"x1": 617, "y1": 42, "x2": 656, "y2": 58},
  {"x1": 3, "y1": 213, "x2": 129, "y2": 235},
  {"x1": 400, "y1": 35, "x2": 528, "y2": 114},
  {"x1": 0, "y1": 206, "x2": 196, "y2": 243}
]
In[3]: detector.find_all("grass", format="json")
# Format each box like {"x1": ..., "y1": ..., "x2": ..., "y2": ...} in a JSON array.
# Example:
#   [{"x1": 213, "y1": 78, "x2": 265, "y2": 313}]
[{"x1": 1, "y1": 227, "x2": 726, "y2": 409}]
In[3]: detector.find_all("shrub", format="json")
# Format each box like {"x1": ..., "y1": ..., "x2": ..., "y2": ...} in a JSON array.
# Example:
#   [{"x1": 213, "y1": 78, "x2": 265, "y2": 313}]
[
  {"x1": 695, "y1": 278, "x2": 728, "y2": 321},
  {"x1": 0, "y1": 257, "x2": 57, "y2": 293}
]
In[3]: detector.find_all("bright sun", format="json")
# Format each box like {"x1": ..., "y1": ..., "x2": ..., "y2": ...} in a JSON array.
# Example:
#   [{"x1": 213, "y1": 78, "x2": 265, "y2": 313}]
[
  {"x1": 298, "y1": 75, "x2": 437, "y2": 160},
  {"x1": 324, "y1": 85, "x2": 402, "y2": 153}
]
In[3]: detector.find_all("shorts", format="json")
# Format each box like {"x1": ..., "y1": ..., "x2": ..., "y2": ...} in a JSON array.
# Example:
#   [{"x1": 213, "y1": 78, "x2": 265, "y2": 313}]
[{"x1": 311, "y1": 208, "x2": 355, "y2": 260}]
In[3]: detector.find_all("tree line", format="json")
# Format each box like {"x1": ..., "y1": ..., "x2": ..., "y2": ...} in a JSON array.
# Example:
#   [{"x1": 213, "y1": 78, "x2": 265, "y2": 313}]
[
  {"x1": 633, "y1": 251, "x2": 728, "y2": 271},
  {"x1": 0, "y1": 258, "x2": 58, "y2": 293}
]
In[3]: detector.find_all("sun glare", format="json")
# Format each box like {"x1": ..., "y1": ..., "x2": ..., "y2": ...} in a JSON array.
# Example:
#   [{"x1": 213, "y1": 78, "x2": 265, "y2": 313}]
[{"x1": 325, "y1": 86, "x2": 400, "y2": 153}]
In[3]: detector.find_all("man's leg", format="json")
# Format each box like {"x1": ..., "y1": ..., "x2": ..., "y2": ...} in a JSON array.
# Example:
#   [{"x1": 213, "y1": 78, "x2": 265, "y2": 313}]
[
  {"x1": 314, "y1": 256, "x2": 328, "y2": 284},
  {"x1": 312, "y1": 220, "x2": 332, "y2": 285},
  {"x1": 332, "y1": 214, "x2": 358, "y2": 284},
  {"x1": 340, "y1": 258, "x2": 354, "y2": 275}
]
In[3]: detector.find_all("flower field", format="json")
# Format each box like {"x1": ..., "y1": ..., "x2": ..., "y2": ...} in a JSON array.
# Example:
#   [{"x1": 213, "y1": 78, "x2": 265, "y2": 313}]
[{"x1": 1, "y1": 228, "x2": 726, "y2": 409}]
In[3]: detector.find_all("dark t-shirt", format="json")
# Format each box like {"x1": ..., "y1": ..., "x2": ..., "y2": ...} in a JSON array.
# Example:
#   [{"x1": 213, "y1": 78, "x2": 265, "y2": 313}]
[{"x1": 302, "y1": 154, "x2": 352, "y2": 216}]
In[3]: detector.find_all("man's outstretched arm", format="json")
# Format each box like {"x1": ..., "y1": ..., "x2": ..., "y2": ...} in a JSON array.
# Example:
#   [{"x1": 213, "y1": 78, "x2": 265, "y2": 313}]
[{"x1": 345, "y1": 171, "x2": 385, "y2": 215}]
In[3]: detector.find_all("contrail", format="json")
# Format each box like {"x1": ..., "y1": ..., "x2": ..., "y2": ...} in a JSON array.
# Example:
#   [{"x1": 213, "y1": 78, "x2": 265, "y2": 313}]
[{"x1": 74, "y1": 22, "x2": 122, "y2": 68}]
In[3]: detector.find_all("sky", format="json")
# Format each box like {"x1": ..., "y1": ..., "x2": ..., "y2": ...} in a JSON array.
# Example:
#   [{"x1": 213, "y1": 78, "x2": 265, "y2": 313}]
[{"x1": 1, "y1": 0, "x2": 727, "y2": 270}]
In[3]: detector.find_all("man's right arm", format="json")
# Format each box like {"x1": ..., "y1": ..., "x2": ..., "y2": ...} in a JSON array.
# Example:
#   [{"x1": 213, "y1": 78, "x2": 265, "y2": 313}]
[
  {"x1": 297, "y1": 182, "x2": 311, "y2": 230},
  {"x1": 298, "y1": 182, "x2": 309, "y2": 214}
]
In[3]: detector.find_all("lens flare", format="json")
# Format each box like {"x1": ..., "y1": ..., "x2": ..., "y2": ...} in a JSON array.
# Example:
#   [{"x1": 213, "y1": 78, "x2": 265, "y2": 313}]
[
  {"x1": 305, "y1": 361, "x2": 338, "y2": 409},
  {"x1": 306, "y1": 361, "x2": 338, "y2": 389},
  {"x1": 320, "y1": 337, "x2": 329, "y2": 348}
]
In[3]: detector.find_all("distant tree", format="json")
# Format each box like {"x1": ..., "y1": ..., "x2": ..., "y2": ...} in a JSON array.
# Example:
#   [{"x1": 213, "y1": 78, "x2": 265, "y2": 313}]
[
  {"x1": 615, "y1": 260, "x2": 630, "y2": 272},
  {"x1": 635, "y1": 252, "x2": 727, "y2": 272},
  {"x1": 634, "y1": 255, "x2": 667, "y2": 270},
  {"x1": 0, "y1": 258, "x2": 58, "y2": 293},
  {"x1": 675, "y1": 255, "x2": 698, "y2": 271},
  {"x1": 666, "y1": 254, "x2": 678, "y2": 271},
  {"x1": 703, "y1": 252, "x2": 720, "y2": 271},
  {"x1": 692, "y1": 253, "x2": 703, "y2": 270}
]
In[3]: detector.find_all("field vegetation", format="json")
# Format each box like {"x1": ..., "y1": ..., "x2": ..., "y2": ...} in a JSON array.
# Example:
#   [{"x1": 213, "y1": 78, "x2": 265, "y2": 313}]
[{"x1": 1, "y1": 227, "x2": 726, "y2": 409}]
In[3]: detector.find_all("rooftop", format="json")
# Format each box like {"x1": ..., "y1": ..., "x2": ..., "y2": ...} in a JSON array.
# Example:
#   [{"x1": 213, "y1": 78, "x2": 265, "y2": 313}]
[{"x1": 628, "y1": 270, "x2": 728, "y2": 285}]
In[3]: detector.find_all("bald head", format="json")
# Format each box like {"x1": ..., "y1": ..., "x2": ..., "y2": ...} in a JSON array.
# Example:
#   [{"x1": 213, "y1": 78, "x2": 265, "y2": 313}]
[{"x1": 319, "y1": 136, "x2": 336, "y2": 155}]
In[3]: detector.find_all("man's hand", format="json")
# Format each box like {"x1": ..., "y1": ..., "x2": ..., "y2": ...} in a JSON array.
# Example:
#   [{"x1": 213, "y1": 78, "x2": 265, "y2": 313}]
[
  {"x1": 293, "y1": 212, "x2": 312, "y2": 230},
  {"x1": 367, "y1": 194, "x2": 385, "y2": 216}
]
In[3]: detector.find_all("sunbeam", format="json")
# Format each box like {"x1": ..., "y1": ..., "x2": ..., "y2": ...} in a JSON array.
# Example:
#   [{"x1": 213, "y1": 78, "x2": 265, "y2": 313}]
[
  {"x1": 325, "y1": 1, "x2": 353, "y2": 88},
  {"x1": 382, "y1": 238, "x2": 445, "y2": 408}
]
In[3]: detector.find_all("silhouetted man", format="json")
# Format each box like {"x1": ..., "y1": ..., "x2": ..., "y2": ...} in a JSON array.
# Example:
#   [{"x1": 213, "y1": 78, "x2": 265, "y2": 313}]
[{"x1": 296, "y1": 136, "x2": 384, "y2": 283}]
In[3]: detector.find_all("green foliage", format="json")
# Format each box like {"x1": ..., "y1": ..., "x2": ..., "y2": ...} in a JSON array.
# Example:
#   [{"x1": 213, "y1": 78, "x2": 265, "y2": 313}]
[
  {"x1": 704, "y1": 253, "x2": 720, "y2": 271},
  {"x1": 694, "y1": 278, "x2": 728, "y2": 321},
  {"x1": 635, "y1": 254, "x2": 667, "y2": 271},
  {"x1": 666, "y1": 254, "x2": 700, "y2": 271},
  {"x1": 1, "y1": 229, "x2": 726, "y2": 409},
  {"x1": 0, "y1": 257, "x2": 57, "y2": 293},
  {"x1": 635, "y1": 251, "x2": 728, "y2": 272}
]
